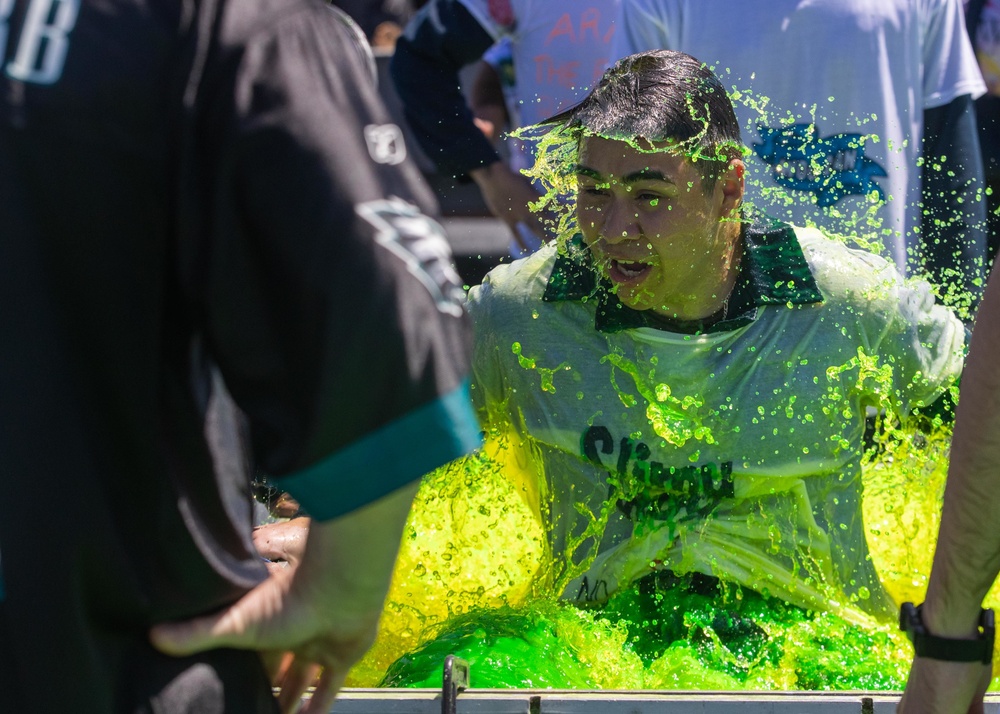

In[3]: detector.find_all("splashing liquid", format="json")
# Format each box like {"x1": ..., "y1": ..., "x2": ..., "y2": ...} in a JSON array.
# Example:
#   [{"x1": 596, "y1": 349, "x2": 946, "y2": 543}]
[
  {"x1": 344, "y1": 83, "x2": 993, "y2": 691},
  {"x1": 343, "y1": 411, "x2": 1000, "y2": 692}
]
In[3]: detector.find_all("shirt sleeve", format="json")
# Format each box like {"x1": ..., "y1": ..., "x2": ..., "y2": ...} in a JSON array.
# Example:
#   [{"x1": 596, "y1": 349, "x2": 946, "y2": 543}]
[
  {"x1": 920, "y1": 95, "x2": 988, "y2": 312},
  {"x1": 186, "y1": 5, "x2": 481, "y2": 521},
  {"x1": 922, "y1": 0, "x2": 987, "y2": 107},
  {"x1": 864, "y1": 252, "x2": 967, "y2": 410},
  {"x1": 389, "y1": 0, "x2": 498, "y2": 178}
]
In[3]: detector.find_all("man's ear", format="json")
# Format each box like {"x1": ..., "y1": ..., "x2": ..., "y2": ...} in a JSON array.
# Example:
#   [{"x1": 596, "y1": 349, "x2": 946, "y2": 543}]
[{"x1": 718, "y1": 158, "x2": 745, "y2": 217}]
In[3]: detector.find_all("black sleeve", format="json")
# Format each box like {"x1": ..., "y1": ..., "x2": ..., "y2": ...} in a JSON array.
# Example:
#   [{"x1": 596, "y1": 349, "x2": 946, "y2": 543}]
[
  {"x1": 185, "y1": 4, "x2": 481, "y2": 520},
  {"x1": 921, "y1": 95, "x2": 988, "y2": 313},
  {"x1": 390, "y1": 0, "x2": 498, "y2": 178}
]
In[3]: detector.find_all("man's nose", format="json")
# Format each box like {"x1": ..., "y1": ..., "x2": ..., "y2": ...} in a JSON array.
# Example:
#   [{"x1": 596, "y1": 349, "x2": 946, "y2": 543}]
[{"x1": 601, "y1": 198, "x2": 639, "y2": 244}]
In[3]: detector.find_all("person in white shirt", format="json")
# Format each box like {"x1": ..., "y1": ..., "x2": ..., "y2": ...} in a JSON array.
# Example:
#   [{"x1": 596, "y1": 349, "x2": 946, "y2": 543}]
[{"x1": 467, "y1": 49, "x2": 964, "y2": 624}]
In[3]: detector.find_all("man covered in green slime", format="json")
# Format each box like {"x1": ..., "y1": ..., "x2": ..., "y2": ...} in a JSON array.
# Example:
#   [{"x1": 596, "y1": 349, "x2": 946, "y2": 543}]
[
  {"x1": 262, "y1": 51, "x2": 967, "y2": 682},
  {"x1": 465, "y1": 49, "x2": 965, "y2": 628}
]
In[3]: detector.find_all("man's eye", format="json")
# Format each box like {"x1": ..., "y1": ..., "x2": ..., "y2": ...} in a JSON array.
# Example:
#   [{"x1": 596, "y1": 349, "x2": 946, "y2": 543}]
[
  {"x1": 637, "y1": 192, "x2": 662, "y2": 203},
  {"x1": 581, "y1": 185, "x2": 609, "y2": 196}
]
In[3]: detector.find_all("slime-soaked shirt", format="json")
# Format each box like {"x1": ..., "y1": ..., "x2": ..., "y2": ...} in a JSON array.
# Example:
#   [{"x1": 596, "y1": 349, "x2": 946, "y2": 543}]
[{"x1": 467, "y1": 218, "x2": 964, "y2": 622}]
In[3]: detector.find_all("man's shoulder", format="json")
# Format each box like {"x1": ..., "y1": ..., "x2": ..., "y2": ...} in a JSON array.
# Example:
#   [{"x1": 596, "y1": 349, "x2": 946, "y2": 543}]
[
  {"x1": 791, "y1": 225, "x2": 901, "y2": 299},
  {"x1": 469, "y1": 243, "x2": 558, "y2": 305},
  {"x1": 215, "y1": 0, "x2": 347, "y2": 46},
  {"x1": 466, "y1": 243, "x2": 597, "y2": 339}
]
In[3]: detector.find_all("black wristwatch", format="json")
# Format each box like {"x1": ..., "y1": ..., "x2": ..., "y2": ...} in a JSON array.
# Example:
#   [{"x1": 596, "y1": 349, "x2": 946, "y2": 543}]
[{"x1": 899, "y1": 601, "x2": 995, "y2": 664}]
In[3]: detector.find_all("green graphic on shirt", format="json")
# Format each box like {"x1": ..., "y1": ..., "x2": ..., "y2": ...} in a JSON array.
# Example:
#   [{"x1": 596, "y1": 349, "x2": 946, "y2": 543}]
[
  {"x1": 581, "y1": 424, "x2": 734, "y2": 529},
  {"x1": 602, "y1": 350, "x2": 718, "y2": 450}
]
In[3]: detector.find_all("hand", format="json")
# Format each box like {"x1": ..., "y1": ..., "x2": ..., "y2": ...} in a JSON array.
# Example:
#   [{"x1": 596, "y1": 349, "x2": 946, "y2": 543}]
[
  {"x1": 473, "y1": 116, "x2": 499, "y2": 143},
  {"x1": 469, "y1": 161, "x2": 554, "y2": 251},
  {"x1": 150, "y1": 482, "x2": 419, "y2": 713},
  {"x1": 897, "y1": 657, "x2": 991, "y2": 714},
  {"x1": 150, "y1": 562, "x2": 378, "y2": 713},
  {"x1": 254, "y1": 517, "x2": 311, "y2": 574}
]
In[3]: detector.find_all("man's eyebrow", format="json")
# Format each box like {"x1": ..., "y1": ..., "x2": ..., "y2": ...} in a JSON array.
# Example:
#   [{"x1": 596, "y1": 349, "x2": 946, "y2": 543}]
[
  {"x1": 622, "y1": 168, "x2": 672, "y2": 184},
  {"x1": 574, "y1": 164, "x2": 673, "y2": 184},
  {"x1": 574, "y1": 164, "x2": 603, "y2": 180}
]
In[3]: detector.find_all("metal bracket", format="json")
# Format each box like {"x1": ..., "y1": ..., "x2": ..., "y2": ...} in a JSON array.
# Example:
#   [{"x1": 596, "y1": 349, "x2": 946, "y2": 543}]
[{"x1": 442, "y1": 654, "x2": 470, "y2": 714}]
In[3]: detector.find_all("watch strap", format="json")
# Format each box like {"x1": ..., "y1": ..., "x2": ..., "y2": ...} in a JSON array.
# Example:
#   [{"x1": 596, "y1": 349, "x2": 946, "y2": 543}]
[
  {"x1": 912, "y1": 630, "x2": 993, "y2": 663},
  {"x1": 900, "y1": 601, "x2": 995, "y2": 664}
]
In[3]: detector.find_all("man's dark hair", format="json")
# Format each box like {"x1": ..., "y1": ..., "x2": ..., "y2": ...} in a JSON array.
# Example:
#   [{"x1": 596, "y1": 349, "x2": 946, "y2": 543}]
[{"x1": 552, "y1": 50, "x2": 744, "y2": 189}]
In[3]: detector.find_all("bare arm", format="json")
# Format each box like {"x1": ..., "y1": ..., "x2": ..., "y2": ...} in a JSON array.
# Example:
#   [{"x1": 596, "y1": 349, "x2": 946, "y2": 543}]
[
  {"x1": 151, "y1": 481, "x2": 420, "y2": 714},
  {"x1": 898, "y1": 263, "x2": 1000, "y2": 714},
  {"x1": 465, "y1": 55, "x2": 550, "y2": 245},
  {"x1": 469, "y1": 58, "x2": 509, "y2": 144},
  {"x1": 468, "y1": 160, "x2": 550, "y2": 247}
]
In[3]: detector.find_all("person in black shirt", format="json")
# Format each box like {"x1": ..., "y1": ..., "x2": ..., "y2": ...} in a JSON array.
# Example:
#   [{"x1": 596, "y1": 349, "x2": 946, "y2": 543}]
[
  {"x1": 966, "y1": 0, "x2": 1000, "y2": 266},
  {"x1": 0, "y1": 1, "x2": 479, "y2": 712}
]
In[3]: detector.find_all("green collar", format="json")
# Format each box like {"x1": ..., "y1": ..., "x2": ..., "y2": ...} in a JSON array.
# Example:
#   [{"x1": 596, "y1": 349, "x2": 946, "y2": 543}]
[{"x1": 542, "y1": 212, "x2": 823, "y2": 334}]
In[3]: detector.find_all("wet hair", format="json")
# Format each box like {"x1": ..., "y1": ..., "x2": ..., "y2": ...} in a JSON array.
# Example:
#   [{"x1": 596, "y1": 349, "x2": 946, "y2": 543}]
[{"x1": 549, "y1": 50, "x2": 744, "y2": 189}]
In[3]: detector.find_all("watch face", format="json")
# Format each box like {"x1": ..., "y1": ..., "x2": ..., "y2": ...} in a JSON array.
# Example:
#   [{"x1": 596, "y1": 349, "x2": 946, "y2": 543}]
[{"x1": 899, "y1": 601, "x2": 922, "y2": 639}]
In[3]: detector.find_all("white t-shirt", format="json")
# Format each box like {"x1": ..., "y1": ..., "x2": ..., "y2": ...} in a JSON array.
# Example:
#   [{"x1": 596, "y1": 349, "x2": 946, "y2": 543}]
[
  {"x1": 613, "y1": 0, "x2": 986, "y2": 274},
  {"x1": 460, "y1": 0, "x2": 620, "y2": 125},
  {"x1": 468, "y1": 226, "x2": 964, "y2": 622},
  {"x1": 460, "y1": 0, "x2": 621, "y2": 257}
]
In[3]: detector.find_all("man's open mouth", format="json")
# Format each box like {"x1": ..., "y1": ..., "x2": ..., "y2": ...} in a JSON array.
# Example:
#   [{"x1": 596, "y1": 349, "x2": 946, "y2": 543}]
[{"x1": 608, "y1": 259, "x2": 653, "y2": 282}]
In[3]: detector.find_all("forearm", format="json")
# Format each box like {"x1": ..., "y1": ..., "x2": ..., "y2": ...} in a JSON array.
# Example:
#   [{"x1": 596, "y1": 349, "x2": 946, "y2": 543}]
[
  {"x1": 468, "y1": 159, "x2": 510, "y2": 188},
  {"x1": 923, "y1": 265, "x2": 1000, "y2": 635},
  {"x1": 295, "y1": 481, "x2": 421, "y2": 624},
  {"x1": 469, "y1": 59, "x2": 510, "y2": 144},
  {"x1": 150, "y1": 479, "x2": 423, "y2": 714}
]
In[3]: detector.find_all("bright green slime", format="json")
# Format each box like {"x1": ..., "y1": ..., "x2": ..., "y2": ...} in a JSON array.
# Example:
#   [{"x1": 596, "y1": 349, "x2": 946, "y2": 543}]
[
  {"x1": 341, "y1": 420, "x2": 1000, "y2": 691},
  {"x1": 341, "y1": 92, "x2": 998, "y2": 691}
]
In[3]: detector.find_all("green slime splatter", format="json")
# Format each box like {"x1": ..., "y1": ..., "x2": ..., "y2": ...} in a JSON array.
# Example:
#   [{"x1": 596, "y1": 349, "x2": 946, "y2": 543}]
[
  {"x1": 351, "y1": 387, "x2": 973, "y2": 692},
  {"x1": 379, "y1": 575, "x2": 909, "y2": 690},
  {"x1": 344, "y1": 79, "x2": 994, "y2": 692}
]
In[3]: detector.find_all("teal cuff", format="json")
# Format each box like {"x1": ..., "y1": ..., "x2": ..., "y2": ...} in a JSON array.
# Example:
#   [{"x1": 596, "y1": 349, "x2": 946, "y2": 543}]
[{"x1": 277, "y1": 380, "x2": 482, "y2": 521}]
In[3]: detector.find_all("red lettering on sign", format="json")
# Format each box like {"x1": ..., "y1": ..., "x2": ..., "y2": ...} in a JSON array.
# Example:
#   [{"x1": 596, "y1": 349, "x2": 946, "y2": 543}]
[
  {"x1": 534, "y1": 54, "x2": 581, "y2": 89},
  {"x1": 580, "y1": 8, "x2": 600, "y2": 40},
  {"x1": 592, "y1": 56, "x2": 609, "y2": 82},
  {"x1": 545, "y1": 13, "x2": 575, "y2": 44}
]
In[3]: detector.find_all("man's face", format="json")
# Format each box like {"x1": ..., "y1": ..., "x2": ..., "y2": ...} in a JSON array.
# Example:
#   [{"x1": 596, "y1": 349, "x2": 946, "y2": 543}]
[{"x1": 576, "y1": 135, "x2": 742, "y2": 320}]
